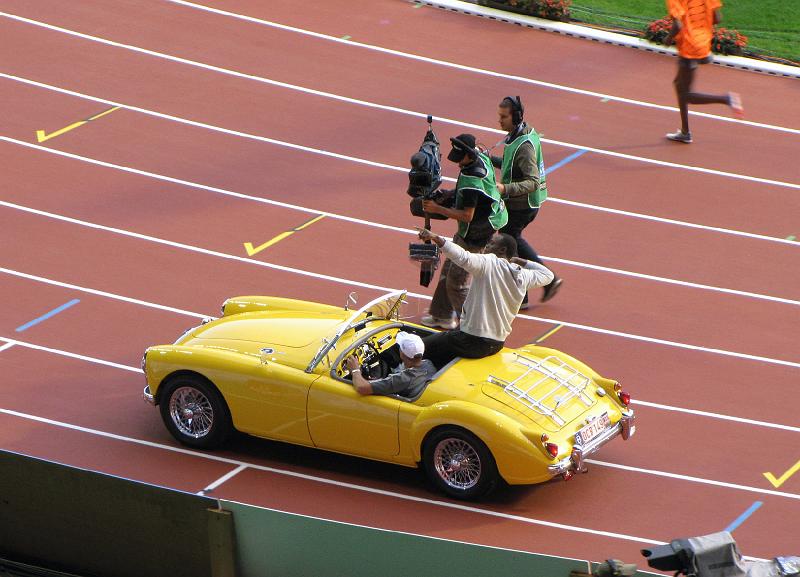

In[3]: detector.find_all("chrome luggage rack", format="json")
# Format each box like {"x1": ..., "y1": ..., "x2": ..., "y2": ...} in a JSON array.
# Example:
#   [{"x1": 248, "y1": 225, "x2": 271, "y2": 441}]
[{"x1": 487, "y1": 354, "x2": 594, "y2": 427}]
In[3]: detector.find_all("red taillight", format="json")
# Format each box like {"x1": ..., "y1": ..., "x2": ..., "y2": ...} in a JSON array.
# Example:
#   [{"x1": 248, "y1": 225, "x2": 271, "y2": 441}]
[
  {"x1": 618, "y1": 391, "x2": 631, "y2": 406},
  {"x1": 545, "y1": 442, "x2": 559, "y2": 459}
]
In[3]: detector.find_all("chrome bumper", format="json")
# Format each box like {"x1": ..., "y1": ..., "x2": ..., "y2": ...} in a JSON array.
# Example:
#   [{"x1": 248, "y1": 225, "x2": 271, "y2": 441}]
[
  {"x1": 143, "y1": 385, "x2": 155, "y2": 405},
  {"x1": 548, "y1": 410, "x2": 636, "y2": 478}
]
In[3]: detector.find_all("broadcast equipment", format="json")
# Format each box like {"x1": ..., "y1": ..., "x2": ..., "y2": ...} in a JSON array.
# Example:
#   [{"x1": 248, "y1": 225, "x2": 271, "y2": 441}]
[
  {"x1": 642, "y1": 532, "x2": 799, "y2": 577},
  {"x1": 407, "y1": 115, "x2": 444, "y2": 287}
]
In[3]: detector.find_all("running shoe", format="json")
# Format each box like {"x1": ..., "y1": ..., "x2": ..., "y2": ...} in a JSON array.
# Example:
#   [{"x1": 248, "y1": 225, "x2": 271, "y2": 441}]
[
  {"x1": 729, "y1": 92, "x2": 744, "y2": 118},
  {"x1": 666, "y1": 130, "x2": 693, "y2": 143}
]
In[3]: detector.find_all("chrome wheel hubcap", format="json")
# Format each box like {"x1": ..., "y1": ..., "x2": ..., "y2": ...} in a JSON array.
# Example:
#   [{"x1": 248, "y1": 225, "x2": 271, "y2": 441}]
[
  {"x1": 433, "y1": 438, "x2": 481, "y2": 490},
  {"x1": 169, "y1": 386, "x2": 213, "y2": 438}
]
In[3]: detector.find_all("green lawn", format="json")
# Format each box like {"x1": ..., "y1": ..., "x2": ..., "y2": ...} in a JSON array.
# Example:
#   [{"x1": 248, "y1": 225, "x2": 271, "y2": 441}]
[{"x1": 568, "y1": 0, "x2": 800, "y2": 63}]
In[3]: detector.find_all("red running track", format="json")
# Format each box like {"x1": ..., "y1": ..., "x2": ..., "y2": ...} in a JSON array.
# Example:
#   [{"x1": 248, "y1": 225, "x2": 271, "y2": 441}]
[{"x1": 1, "y1": 0, "x2": 798, "y2": 567}]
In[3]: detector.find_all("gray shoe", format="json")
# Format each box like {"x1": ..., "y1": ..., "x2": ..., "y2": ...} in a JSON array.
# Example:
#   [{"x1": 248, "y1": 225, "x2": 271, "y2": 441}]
[
  {"x1": 666, "y1": 130, "x2": 693, "y2": 143},
  {"x1": 420, "y1": 313, "x2": 458, "y2": 330}
]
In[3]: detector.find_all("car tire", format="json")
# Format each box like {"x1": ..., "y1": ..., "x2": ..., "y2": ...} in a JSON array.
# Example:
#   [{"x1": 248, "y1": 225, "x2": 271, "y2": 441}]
[
  {"x1": 159, "y1": 375, "x2": 232, "y2": 449},
  {"x1": 422, "y1": 427, "x2": 499, "y2": 500}
]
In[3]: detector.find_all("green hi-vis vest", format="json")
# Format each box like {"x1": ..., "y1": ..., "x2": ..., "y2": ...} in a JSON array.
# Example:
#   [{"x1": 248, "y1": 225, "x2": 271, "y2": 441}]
[
  {"x1": 455, "y1": 152, "x2": 508, "y2": 239},
  {"x1": 501, "y1": 129, "x2": 547, "y2": 208}
]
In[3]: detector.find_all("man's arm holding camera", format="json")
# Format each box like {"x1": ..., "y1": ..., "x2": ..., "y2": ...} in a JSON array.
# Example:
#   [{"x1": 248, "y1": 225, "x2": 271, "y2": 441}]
[
  {"x1": 422, "y1": 186, "x2": 480, "y2": 224},
  {"x1": 422, "y1": 199, "x2": 475, "y2": 223}
]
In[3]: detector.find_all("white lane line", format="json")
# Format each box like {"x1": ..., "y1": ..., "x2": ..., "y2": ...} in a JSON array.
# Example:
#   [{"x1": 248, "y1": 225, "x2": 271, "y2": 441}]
[
  {"x1": 198, "y1": 464, "x2": 248, "y2": 495},
  {"x1": 540, "y1": 254, "x2": 800, "y2": 307},
  {"x1": 0, "y1": 341, "x2": 16, "y2": 353},
  {"x1": 587, "y1": 458, "x2": 800, "y2": 501},
  {"x1": 1, "y1": 17, "x2": 798, "y2": 191},
  {"x1": 3, "y1": 73, "x2": 798, "y2": 248},
  {"x1": 633, "y1": 400, "x2": 800, "y2": 434},
  {"x1": 0, "y1": 407, "x2": 664, "y2": 546},
  {"x1": 1, "y1": 198, "x2": 799, "y2": 369},
  {"x1": 0, "y1": 266, "x2": 207, "y2": 319},
  {"x1": 0, "y1": 337, "x2": 142, "y2": 372},
  {"x1": 2, "y1": 402, "x2": 799, "y2": 509},
  {"x1": 163, "y1": 0, "x2": 800, "y2": 136},
  {"x1": 2, "y1": 303, "x2": 798, "y2": 432},
  {"x1": 0, "y1": 130, "x2": 409, "y2": 235},
  {"x1": 2, "y1": 143, "x2": 799, "y2": 308}
]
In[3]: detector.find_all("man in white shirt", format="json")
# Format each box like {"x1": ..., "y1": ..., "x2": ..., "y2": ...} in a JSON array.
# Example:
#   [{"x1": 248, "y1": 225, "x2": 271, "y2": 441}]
[{"x1": 416, "y1": 227, "x2": 554, "y2": 368}]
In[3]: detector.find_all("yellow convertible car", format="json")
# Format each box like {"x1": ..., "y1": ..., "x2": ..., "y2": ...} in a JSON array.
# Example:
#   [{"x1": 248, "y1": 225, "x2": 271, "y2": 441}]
[{"x1": 143, "y1": 290, "x2": 635, "y2": 499}]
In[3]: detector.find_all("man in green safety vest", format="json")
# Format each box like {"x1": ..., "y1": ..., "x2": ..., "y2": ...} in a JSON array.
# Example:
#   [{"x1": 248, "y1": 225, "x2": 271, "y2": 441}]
[
  {"x1": 420, "y1": 133, "x2": 508, "y2": 329},
  {"x1": 491, "y1": 96, "x2": 562, "y2": 309}
]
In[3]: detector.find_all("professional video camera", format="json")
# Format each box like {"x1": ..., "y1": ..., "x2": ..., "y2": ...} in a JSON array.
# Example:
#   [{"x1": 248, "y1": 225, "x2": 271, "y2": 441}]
[
  {"x1": 642, "y1": 531, "x2": 799, "y2": 577},
  {"x1": 407, "y1": 115, "x2": 448, "y2": 287}
]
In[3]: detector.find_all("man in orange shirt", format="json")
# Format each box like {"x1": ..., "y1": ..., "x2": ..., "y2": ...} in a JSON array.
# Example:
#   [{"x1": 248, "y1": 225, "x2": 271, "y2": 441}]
[{"x1": 665, "y1": 0, "x2": 744, "y2": 143}]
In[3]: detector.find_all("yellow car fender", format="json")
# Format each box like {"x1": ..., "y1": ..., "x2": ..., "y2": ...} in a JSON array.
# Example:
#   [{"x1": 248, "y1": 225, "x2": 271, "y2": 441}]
[
  {"x1": 145, "y1": 345, "x2": 260, "y2": 402},
  {"x1": 408, "y1": 400, "x2": 550, "y2": 484}
]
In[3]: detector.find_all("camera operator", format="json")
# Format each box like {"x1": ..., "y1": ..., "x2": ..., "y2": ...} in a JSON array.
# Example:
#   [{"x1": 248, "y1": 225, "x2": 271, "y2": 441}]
[
  {"x1": 492, "y1": 96, "x2": 562, "y2": 309},
  {"x1": 420, "y1": 133, "x2": 508, "y2": 330}
]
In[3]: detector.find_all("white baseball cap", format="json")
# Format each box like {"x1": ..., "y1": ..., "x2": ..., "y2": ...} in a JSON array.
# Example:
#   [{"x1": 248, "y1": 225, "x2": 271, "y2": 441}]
[{"x1": 395, "y1": 331, "x2": 425, "y2": 358}]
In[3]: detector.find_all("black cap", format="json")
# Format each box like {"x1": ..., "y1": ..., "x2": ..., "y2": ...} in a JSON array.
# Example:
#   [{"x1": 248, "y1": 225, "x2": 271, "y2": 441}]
[{"x1": 447, "y1": 133, "x2": 477, "y2": 163}]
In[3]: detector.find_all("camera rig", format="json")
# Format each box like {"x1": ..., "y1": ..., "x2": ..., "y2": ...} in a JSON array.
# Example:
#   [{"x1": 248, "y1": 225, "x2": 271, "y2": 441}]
[{"x1": 407, "y1": 115, "x2": 446, "y2": 287}]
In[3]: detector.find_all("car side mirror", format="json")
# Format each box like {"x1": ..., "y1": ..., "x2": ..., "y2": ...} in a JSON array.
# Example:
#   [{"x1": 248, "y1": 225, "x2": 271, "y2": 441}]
[{"x1": 260, "y1": 347, "x2": 274, "y2": 365}]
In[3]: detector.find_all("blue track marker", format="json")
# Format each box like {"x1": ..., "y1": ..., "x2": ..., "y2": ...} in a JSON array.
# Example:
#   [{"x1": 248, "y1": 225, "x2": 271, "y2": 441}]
[
  {"x1": 15, "y1": 299, "x2": 80, "y2": 332},
  {"x1": 547, "y1": 148, "x2": 588, "y2": 173},
  {"x1": 725, "y1": 501, "x2": 763, "y2": 532}
]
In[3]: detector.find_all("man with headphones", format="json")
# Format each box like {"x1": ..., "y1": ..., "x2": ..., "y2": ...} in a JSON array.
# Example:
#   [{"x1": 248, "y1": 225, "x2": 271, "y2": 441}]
[
  {"x1": 492, "y1": 96, "x2": 562, "y2": 309},
  {"x1": 420, "y1": 133, "x2": 508, "y2": 329}
]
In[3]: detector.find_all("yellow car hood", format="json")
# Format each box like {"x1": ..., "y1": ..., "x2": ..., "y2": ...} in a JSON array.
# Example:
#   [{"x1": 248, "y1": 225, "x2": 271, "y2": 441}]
[{"x1": 188, "y1": 311, "x2": 347, "y2": 348}]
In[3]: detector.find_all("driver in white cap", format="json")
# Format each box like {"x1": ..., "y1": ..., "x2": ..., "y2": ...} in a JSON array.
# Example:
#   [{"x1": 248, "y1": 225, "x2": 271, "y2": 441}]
[{"x1": 346, "y1": 332, "x2": 436, "y2": 398}]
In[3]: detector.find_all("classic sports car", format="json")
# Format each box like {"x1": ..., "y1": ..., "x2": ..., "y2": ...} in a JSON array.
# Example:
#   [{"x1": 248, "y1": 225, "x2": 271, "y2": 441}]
[{"x1": 143, "y1": 290, "x2": 635, "y2": 499}]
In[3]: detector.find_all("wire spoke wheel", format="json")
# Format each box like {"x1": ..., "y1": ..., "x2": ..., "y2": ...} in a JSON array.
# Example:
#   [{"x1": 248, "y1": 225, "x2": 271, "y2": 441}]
[
  {"x1": 433, "y1": 438, "x2": 482, "y2": 490},
  {"x1": 423, "y1": 427, "x2": 498, "y2": 499},
  {"x1": 169, "y1": 386, "x2": 215, "y2": 438}
]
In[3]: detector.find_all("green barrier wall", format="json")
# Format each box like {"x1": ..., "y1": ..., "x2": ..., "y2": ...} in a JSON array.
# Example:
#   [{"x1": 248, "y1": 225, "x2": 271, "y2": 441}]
[
  {"x1": 0, "y1": 449, "x2": 661, "y2": 577},
  {"x1": 223, "y1": 499, "x2": 638, "y2": 577},
  {"x1": 0, "y1": 450, "x2": 218, "y2": 577}
]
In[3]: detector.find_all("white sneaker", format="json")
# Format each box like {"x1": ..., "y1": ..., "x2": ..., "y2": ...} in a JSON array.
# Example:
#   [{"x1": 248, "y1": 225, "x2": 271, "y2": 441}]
[
  {"x1": 420, "y1": 313, "x2": 458, "y2": 330},
  {"x1": 666, "y1": 130, "x2": 693, "y2": 143}
]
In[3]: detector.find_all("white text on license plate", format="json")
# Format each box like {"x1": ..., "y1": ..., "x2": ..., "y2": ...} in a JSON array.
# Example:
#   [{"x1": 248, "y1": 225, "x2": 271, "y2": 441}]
[{"x1": 577, "y1": 413, "x2": 610, "y2": 445}]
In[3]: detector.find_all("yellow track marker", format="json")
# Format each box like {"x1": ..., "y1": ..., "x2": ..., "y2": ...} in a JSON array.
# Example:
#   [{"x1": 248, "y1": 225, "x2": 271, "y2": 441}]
[
  {"x1": 763, "y1": 459, "x2": 800, "y2": 488},
  {"x1": 36, "y1": 106, "x2": 121, "y2": 143},
  {"x1": 244, "y1": 214, "x2": 326, "y2": 257},
  {"x1": 534, "y1": 323, "x2": 565, "y2": 343}
]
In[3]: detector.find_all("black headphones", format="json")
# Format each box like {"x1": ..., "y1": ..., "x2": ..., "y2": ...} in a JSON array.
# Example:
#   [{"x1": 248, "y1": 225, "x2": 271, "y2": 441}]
[
  {"x1": 502, "y1": 95, "x2": 524, "y2": 125},
  {"x1": 450, "y1": 136, "x2": 479, "y2": 159}
]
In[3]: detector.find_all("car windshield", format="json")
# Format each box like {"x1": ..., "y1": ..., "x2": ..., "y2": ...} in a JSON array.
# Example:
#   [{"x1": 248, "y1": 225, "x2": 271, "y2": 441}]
[{"x1": 305, "y1": 290, "x2": 406, "y2": 373}]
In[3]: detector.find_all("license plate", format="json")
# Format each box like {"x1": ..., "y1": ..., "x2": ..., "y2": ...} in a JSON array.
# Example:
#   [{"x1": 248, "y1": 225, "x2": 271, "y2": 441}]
[{"x1": 576, "y1": 413, "x2": 610, "y2": 445}]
